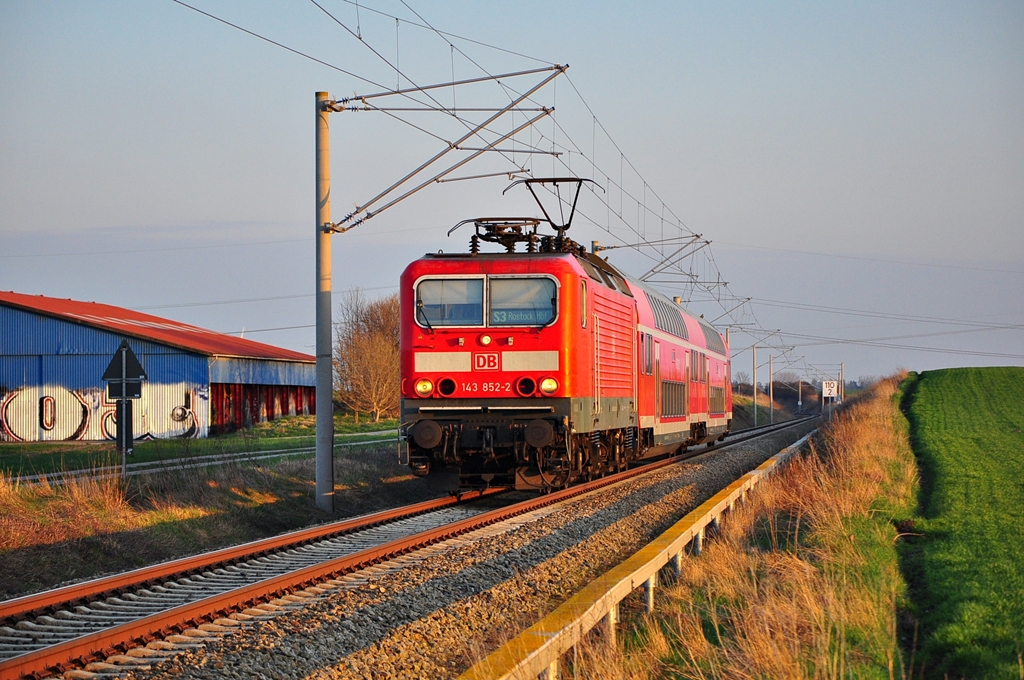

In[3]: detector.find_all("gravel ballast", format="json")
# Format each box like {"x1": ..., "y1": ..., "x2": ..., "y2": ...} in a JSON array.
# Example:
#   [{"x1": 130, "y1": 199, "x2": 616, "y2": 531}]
[{"x1": 117, "y1": 422, "x2": 817, "y2": 680}]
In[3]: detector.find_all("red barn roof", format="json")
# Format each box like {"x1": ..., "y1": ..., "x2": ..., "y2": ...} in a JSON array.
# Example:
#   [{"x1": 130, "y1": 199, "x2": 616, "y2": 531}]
[{"x1": 0, "y1": 291, "x2": 313, "y2": 363}]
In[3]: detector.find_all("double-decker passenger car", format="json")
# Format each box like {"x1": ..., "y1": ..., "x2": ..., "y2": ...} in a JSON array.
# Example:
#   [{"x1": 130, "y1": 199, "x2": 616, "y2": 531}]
[{"x1": 399, "y1": 182, "x2": 731, "y2": 490}]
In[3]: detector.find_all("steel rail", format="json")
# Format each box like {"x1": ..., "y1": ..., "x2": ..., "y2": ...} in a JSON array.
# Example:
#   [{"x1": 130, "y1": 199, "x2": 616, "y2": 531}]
[
  {"x1": 1, "y1": 417, "x2": 814, "y2": 679},
  {"x1": 11, "y1": 429, "x2": 398, "y2": 486},
  {"x1": 12, "y1": 437, "x2": 398, "y2": 488},
  {"x1": 0, "y1": 489, "x2": 500, "y2": 627},
  {"x1": 4, "y1": 417, "x2": 805, "y2": 621}
]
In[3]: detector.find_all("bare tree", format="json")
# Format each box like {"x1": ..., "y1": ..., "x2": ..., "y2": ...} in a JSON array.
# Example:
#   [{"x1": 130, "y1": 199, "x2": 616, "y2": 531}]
[
  {"x1": 734, "y1": 371, "x2": 750, "y2": 386},
  {"x1": 775, "y1": 371, "x2": 800, "y2": 384},
  {"x1": 334, "y1": 290, "x2": 400, "y2": 422}
]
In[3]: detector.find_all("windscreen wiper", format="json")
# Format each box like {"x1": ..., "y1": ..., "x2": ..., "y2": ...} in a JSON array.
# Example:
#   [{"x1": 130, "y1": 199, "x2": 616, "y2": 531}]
[{"x1": 416, "y1": 299, "x2": 434, "y2": 333}]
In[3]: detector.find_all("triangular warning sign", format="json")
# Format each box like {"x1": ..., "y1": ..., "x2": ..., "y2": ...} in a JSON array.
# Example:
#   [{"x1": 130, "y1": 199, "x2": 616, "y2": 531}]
[{"x1": 102, "y1": 339, "x2": 148, "y2": 381}]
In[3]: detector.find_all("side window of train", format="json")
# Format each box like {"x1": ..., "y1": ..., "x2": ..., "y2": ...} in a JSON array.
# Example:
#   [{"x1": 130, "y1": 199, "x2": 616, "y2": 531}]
[{"x1": 581, "y1": 280, "x2": 587, "y2": 328}]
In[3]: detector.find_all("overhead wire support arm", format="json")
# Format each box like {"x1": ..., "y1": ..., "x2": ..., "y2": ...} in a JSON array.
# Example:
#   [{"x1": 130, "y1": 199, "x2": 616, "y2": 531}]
[
  {"x1": 458, "y1": 147, "x2": 560, "y2": 155},
  {"x1": 638, "y1": 237, "x2": 711, "y2": 281},
  {"x1": 329, "y1": 66, "x2": 567, "y2": 230},
  {"x1": 592, "y1": 234, "x2": 702, "y2": 252},
  {"x1": 343, "y1": 106, "x2": 551, "y2": 113},
  {"x1": 336, "y1": 65, "x2": 565, "y2": 103},
  {"x1": 710, "y1": 297, "x2": 752, "y2": 324},
  {"x1": 332, "y1": 108, "x2": 554, "y2": 232},
  {"x1": 435, "y1": 170, "x2": 530, "y2": 184}
]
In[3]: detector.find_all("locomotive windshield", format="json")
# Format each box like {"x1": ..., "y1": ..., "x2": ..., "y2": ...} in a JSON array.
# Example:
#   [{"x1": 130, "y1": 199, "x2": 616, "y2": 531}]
[
  {"x1": 489, "y1": 278, "x2": 557, "y2": 326},
  {"x1": 414, "y1": 276, "x2": 557, "y2": 327},
  {"x1": 416, "y1": 279, "x2": 484, "y2": 326}
]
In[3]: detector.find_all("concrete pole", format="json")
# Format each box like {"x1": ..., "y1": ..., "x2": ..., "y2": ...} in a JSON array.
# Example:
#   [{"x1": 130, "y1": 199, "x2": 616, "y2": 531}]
[
  {"x1": 840, "y1": 362, "x2": 845, "y2": 403},
  {"x1": 671, "y1": 551, "x2": 683, "y2": 576},
  {"x1": 752, "y1": 344, "x2": 757, "y2": 426},
  {"x1": 120, "y1": 345, "x2": 127, "y2": 478},
  {"x1": 604, "y1": 603, "x2": 618, "y2": 647},
  {"x1": 315, "y1": 92, "x2": 335, "y2": 513},
  {"x1": 644, "y1": 574, "x2": 657, "y2": 612},
  {"x1": 769, "y1": 354, "x2": 774, "y2": 424}
]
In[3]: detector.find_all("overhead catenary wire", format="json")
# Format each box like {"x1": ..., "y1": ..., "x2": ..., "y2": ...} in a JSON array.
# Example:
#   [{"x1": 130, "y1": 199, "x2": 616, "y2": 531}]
[
  {"x1": 170, "y1": 0, "x2": 551, "y2": 162},
  {"x1": 164, "y1": 0, "x2": 1018, "y2": 371},
  {"x1": 310, "y1": 0, "x2": 564, "y2": 185}
]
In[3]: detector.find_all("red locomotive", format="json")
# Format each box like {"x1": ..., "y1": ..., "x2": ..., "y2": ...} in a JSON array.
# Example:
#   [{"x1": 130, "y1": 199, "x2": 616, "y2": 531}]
[{"x1": 399, "y1": 179, "x2": 732, "y2": 490}]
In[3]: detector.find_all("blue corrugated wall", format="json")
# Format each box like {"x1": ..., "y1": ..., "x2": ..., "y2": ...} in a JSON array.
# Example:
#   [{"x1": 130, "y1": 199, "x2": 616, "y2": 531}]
[
  {"x1": 1, "y1": 305, "x2": 313, "y2": 441},
  {"x1": 208, "y1": 357, "x2": 315, "y2": 387}
]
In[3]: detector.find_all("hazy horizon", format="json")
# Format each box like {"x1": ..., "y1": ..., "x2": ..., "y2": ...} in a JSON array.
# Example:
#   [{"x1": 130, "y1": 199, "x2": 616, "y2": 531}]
[{"x1": 2, "y1": 1, "x2": 1021, "y2": 381}]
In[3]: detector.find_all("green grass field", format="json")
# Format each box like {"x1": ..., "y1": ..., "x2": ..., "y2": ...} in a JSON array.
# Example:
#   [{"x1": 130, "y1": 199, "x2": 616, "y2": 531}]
[
  {"x1": 901, "y1": 368, "x2": 1024, "y2": 678},
  {"x1": 0, "y1": 414, "x2": 399, "y2": 477}
]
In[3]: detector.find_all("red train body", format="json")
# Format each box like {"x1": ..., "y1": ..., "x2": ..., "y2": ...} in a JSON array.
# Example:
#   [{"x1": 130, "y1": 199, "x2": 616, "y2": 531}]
[
  {"x1": 398, "y1": 178, "x2": 730, "y2": 490},
  {"x1": 399, "y1": 245, "x2": 732, "y2": 490}
]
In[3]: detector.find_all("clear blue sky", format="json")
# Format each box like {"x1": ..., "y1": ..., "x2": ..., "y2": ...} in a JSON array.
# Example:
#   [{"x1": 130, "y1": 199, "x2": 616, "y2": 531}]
[{"x1": 2, "y1": 1, "x2": 1021, "y2": 382}]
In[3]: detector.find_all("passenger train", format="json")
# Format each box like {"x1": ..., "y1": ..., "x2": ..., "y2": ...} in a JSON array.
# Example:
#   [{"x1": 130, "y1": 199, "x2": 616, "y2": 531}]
[{"x1": 399, "y1": 179, "x2": 732, "y2": 490}]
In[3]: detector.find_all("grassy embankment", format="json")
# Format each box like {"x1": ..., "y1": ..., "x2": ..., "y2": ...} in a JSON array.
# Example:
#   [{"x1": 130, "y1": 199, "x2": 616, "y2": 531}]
[
  {"x1": 899, "y1": 368, "x2": 1024, "y2": 677},
  {"x1": 731, "y1": 391, "x2": 796, "y2": 429},
  {"x1": 566, "y1": 374, "x2": 919, "y2": 678},
  {"x1": 564, "y1": 368, "x2": 1024, "y2": 678},
  {"x1": 0, "y1": 415, "x2": 446, "y2": 600},
  {"x1": 0, "y1": 414, "x2": 398, "y2": 477}
]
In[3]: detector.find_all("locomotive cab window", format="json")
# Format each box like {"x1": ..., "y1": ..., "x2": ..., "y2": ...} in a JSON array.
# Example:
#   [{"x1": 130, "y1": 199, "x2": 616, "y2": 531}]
[
  {"x1": 416, "y1": 278, "x2": 484, "y2": 326},
  {"x1": 489, "y1": 277, "x2": 557, "y2": 326}
]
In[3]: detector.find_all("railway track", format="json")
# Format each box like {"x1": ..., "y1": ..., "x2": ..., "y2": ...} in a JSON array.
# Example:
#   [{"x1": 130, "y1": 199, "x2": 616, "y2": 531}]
[
  {"x1": 0, "y1": 417, "x2": 813, "y2": 679},
  {"x1": 9, "y1": 430, "x2": 399, "y2": 488}
]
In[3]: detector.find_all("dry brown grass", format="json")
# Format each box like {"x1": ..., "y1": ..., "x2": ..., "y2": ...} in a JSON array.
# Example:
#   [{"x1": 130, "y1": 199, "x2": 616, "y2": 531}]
[
  {"x1": 0, "y1": 470, "x2": 142, "y2": 553},
  {"x1": 0, "y1": 446, "x2": 447, "y2": 598},
  {"x1": 564, "y1": 372, "x2": 917, "y2": 679}
]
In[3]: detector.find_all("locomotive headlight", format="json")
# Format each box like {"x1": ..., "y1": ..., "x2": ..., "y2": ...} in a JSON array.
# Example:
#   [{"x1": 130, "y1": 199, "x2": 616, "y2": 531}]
[
  {"x1": 414, "y1": 378, "x2": 434, "y2": 397},
  {"x1": 539, "y1": 377, "x2": 559, "y2": 395},
  {"x1": 480, "y1": 334, "x2": 492, "y2": 346}
]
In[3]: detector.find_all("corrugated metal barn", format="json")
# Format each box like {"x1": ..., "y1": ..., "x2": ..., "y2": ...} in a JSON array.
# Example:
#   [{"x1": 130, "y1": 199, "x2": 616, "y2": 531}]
[{"x1": 0, "y1": 291, "x2": 316, "y2": 442}]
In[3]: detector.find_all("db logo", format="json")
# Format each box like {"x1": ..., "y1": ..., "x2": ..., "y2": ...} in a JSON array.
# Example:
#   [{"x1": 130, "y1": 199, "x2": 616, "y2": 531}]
[{"x1": 473, "y1": 352, "x2": 499, "y2": 371}]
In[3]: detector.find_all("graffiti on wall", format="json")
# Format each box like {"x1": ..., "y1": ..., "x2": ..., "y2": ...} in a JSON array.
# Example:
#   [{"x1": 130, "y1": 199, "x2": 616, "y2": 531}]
[{"x1": 0, "y1": 384, "x2": 207, "y2": 442}]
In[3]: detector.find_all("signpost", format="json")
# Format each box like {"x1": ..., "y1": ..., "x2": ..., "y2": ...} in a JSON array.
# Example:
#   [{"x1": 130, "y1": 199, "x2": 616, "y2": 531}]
[
  {"x1": 102, "y1": 339, "x2": 147, "y2": 476},
  {"x1": 821, "y1": 379, "x2": 839, "y2": 421}
]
